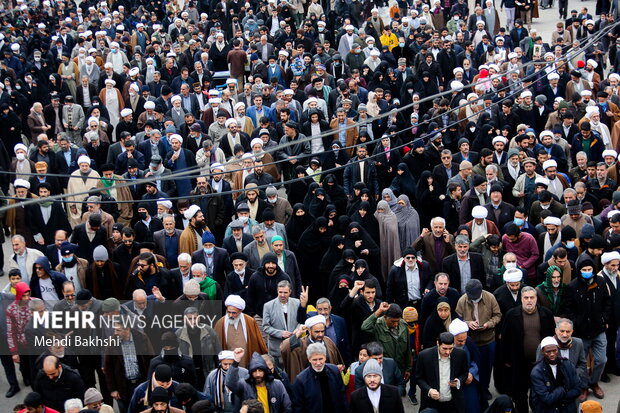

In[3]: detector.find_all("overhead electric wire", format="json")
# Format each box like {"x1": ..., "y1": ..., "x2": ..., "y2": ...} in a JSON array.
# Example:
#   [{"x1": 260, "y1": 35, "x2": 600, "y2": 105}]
[{"x1": 0, "y1": 21, "x2": 614, "y2": 210}]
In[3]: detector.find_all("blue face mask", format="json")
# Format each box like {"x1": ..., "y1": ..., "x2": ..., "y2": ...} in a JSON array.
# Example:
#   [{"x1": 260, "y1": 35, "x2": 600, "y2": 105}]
[
  {"x1": 566, "y1": 241, "x2": 575, "y2": 249},
  {"x1": 204, "y1": 247, "x2": 214, "y2": 255},
  {"x1": 581, "y1": 270, "x2": 594, "y2": 279},
  {"x1": 62, "y1": 256, "x2": 73, "y2": 262},
  {"x1": 514, "y1": 218, "x2": 525, "y2": 226}
]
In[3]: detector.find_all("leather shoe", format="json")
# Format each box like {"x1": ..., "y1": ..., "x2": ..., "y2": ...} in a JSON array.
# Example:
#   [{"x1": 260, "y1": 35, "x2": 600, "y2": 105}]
[
  {"x1": 590, "y1": 384, "x2": 604, "y2": 399},
  {"x1": 5, "y1": 385, "x2": 20, "y2": 398},
  {"x1": 23, "y1": 377, "x2": 30, "y2": 387},
  {"x1": 578, "y1": 389, "x2": 589, "y2": 401},
  {"x1": 408, "y1": 394, "x2": 418, "y2": 405},
  {"x1": 601, "y1": 373, "x2": 611, "y2": 383}
]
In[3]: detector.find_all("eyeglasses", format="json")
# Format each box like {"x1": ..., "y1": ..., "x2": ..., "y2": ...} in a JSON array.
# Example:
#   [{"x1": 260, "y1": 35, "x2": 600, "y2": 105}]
[{"x1": 405, "y1": 256, "x2": 416, "y2": 260}]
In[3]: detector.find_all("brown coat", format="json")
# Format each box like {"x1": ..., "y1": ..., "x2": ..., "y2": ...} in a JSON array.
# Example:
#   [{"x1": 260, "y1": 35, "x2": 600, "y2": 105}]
[
  {"x1": 98, "y1": 87, "x2": 125, "y2": 110},
  {"x1": 54, "y1": 257, "x2": 89, "y2": 288},
  {"x1": 330, "y1": 118, "x2": 358, "y2": 156},
  {"x1": 412, "y1": 232, "x2": 455, "y2": 273},
  {"x1": 179, "y1": 225, "x2": 211, "y2": 255},
  {"x1": 280, "y1": 335, "x2": 344, "y2": 382},
  {"x1": 214, "y1": 314, "x2": 267, "y2": 367}
]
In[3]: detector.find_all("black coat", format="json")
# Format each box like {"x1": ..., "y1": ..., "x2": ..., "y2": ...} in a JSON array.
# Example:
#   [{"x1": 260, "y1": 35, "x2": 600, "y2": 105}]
[
  {"x1": 484, "y1": 202, "x2": 516, "y2": 233},
  {"x1": 223, "y1": 269, "x2": 253, "y2": 301},
  {"x1": 222, "y1": 233, "x2": 254, "y2": 255},
  {"x1": 386, "y1": 259, "x2": 433, "y2": 309},
  {"x1": 27, "y1": 201, "x2": 72, "y2": 245},
  {"x1": 33, "y1": 364, "x2": 86, "y2": 412},
  {"x1": 70, "y1": 223, "x2": 108, "y2": 263},
  {"x1": 565, "y1": 275, "x2": 611, "y2": 339},
  {"x1": 348, "y1": 384, "x2": 405, "y2": 413},
  {"x1": 440, "y1": 253, "x2": 486, "y2": 294},
  {"x1": 133, "y1": 217, "x2": 164, "y2": 243},
  {"x1": 416, "y1": 346, "x2": 469, "y2": 413},
  {"x1": 498, "y1": 305, "x2": 555, "y2": 392}
]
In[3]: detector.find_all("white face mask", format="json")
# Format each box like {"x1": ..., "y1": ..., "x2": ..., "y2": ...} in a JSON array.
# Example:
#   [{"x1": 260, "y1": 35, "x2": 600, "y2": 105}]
[
  {"x1": 469, "y1": 127, "x2": 476, "y2": 132},
  {"x1": 541, "y1": 204, "x2": 550, "y2": 210},
  {"x1": 16, "y1": 153, "x2": 25, "y2": 161},
  {"x1": 238, "y1": 216, "x2": 249, "y2": 223},
  {"x1": 505, "y1": 262, "x2": 517, "y2": 269}
]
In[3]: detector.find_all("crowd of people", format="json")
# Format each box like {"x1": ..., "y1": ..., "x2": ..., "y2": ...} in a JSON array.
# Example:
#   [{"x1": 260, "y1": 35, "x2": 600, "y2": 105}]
[{"x1": 0, "y1": 0, "x2": 620, "y2": 412}]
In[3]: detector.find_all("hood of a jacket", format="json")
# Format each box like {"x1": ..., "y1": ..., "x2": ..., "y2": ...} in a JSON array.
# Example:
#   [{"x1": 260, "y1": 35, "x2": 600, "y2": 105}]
[
  {"x1": 14, "y1": 282, "x2": 30, "y2": 302},
  {"x1": 247, "y1": 352, "x2": 272, "y2": 383}
]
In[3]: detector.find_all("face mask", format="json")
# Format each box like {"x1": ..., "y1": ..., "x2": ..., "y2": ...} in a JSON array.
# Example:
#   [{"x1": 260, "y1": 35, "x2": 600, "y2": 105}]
[
  {"x1": 269, "y1": 63, "x2": 276, "y2": 68},
  {"x1": 514, "y1": 218, "x2": 525, "y2": 226},
  {"x1": 239, "y1": 216, "x2": 249, "y2": 223},
  {"x1": 112, "y1": 49, "x2": 117, "y2": 53},
  {"x1": 505, "y1": 262, "x2": 517, "y2": 269},
  {"x1": 581, "y1": 270, "x2": 593, "y2": 279},
  {"x1": 469, "y1": 127, "x2": 476, "y2": 133},
  {"x1": 454, "y1": 16, "x2": 460, "y2": 20},
  {"x1": 204, "y1": 247, "x2": 214, "y2": 254},
  {"x1": 540, "y1": 204, "x2": 550, "y2": 210},
  {"x1": 565, "y1": 241, "x2": 575, "y2": 249},
  {"x1": 318, "y1": 27, "x2": 324, "y2": 32},
  {"x1": 138, "y1": 212, "x2": 147, "y2": 220},
  {"x1": 268, "y1": 197, "x2": 277, "y2": 203},
  {"x1": 16, "y1": 153, "x2": 25, "y2": 161},
  {"x1": 399, "y1": 42, "x2": 405, "y2": 47},
  {"x1": 34, "y1": 56, "x2": 41, "y2": 62},
  {"x1": 62, "y1": 256, "x2": 73, "y2": 263}
]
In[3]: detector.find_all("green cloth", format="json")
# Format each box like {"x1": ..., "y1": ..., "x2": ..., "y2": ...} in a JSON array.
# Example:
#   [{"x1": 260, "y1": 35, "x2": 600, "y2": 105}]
[
  {"x1": 581, "y1": 137, "x2": 592, "y2": 159},
  {"x1": 199, "y1": 277, "x2": 218, "y2": 300},
  {"x1": 361, "y1": 313, "x2": 411, "y2": 373},
  {"x1": 536, "y1": 265, "x2": 564, "y2": 315}
]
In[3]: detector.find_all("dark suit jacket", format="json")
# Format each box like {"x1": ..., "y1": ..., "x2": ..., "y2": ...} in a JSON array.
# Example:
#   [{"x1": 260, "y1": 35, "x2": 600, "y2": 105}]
[
  {"x1": 190, "y1": 247, "x2": 231, "y2": 286},
  {"x1": 432, "y1": 163, "x2": 461, "y2": 195},
  {"x1": 416, "y1": 346, "x2": 469, "y2": 413},
  {"x1": 45, "y1": 244, "x2": 62, "y2": 269},
  {"x1": 153, "y1": 228, "x2": 182, "y2": 257},
  {"x1": 440, "y1": 252, "x2": 486, "y2": 294},
  {"x1": 222, "y1": 233, "x2": 254, "y2": 255},
  {"x1": 386, "y1": 259, "x2": 433, "y2": 309},
  {"x1": 484, "y1": 202, "x2": 516, "y2": 233},
  {"x1": 55, "y1": 147, "x2": 78, "y2": 188},
  {"x1": 348, "y1": 383, "x2": 405, "y2": 413},
  {"x1": 137, "y1": 139, "x2": 168, "y2": 166}
]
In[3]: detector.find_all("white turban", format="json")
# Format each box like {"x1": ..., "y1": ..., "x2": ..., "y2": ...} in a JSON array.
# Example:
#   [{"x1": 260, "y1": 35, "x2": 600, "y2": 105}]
[
  {"x1": 472, "y1": 205, "x2": 488, "y2": 219},
  {"x1": 503, "y1": 268, "x2": 523, "y2": 283},
  {"x1": 250, "y1": 138, "x2": 263, "y2": 148},
  {"x1": 305, "y1": 314, "x2": 327, "y2": 328},
  {"x1": 170, "y1": 134, "x2": 183, "y2": 144},
  {"x1": 448, "y1": 319, "x2": 469, "y2": 335},
  {"x1": 144, "y1": 101, "x2": 156, "y2": 110},
  {"x1": 77, "y1": 155, "x2": 91, "y2": 165},
  {"x1": 157, "y1": 199, "x2": 173, "y2": 209},
  {"x1": 492, "y1": 136, "x2": 507, "y2": 145},
  {"x1": 601, "y1": 251, "x2": 620, "y2": 265},
  {"x1": 184, "y1": 204, "x2": 201, "y2": 220},
  {"x1": 225, "y1": 118, "x2": 238, "y2": 128},
  {"x1": 225, "y1": 294, "x2": 246, "y2": 310},
  {"x1": 542, "y1": 160, "x2": 557, "y2": 170},
  {"x1": 13, "y1": 179, "x2": 30, "y2": 189},
  {"x1": 543, "y1": 216, "x2": 561, "y2": 226},
  {"x1": 120, "y1": 108, "x2": 133, "y2": 118},
  {"x1": 14, "y1": 143, "x2": 27, "y2": 154}
]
